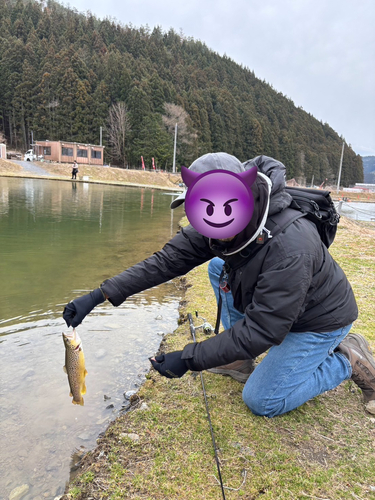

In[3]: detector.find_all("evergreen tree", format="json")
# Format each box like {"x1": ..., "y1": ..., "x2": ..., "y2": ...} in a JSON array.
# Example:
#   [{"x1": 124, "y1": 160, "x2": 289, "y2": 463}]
[
  {"x1": 132, "y1": 114, "x2": 173, "y2": 170},
  {"x1": 0, "y1": 0, "x2": 363, "y2": 186},
  {"x1": 127, "y1": 84, "x2": 152, "y2": 136}
]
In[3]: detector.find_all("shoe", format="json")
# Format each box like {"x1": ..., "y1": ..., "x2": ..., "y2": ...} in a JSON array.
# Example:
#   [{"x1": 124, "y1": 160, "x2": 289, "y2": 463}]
[
  {"x1": 207, "y1": 359, "x2": 255, "y2": 383},
  {"x1": 336, "y1": 333, "x2": 375, "y2": 403}
]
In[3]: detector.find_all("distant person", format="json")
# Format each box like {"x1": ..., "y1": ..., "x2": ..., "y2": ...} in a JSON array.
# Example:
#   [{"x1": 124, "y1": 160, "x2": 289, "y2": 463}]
[
  {"x1": 71, "y1": 161, "x2": 78, "y2": 180},
  {"x1": 63, "y1": 152, "x2": 375, "y2": 417}
]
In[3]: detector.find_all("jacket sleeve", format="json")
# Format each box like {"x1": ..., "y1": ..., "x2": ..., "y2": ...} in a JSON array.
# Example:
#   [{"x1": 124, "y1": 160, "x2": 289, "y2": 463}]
[
  {"x1": 101, "y1": 225, "x2": 213, "y2": 306},
  {"x1": 182, "y1": 251, "x2": 316, "y2": 371}
]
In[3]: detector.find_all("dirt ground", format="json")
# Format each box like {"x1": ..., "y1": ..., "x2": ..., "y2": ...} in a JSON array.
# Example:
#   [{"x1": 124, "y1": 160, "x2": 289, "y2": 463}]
[{"x1": 0, "y1": 158, "x2": 182, "y2": 190}]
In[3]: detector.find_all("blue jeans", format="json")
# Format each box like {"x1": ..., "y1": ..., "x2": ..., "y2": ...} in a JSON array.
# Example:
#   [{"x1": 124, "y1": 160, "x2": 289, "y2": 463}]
[{"x1": 208, "y1": 257, "x2": 352, "y2": 417}]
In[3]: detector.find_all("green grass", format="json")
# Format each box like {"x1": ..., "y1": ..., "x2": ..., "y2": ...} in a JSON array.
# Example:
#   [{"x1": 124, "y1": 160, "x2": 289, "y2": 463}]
[{"x1": 63, "y1": 217, "x2": 375, "y2": 500}]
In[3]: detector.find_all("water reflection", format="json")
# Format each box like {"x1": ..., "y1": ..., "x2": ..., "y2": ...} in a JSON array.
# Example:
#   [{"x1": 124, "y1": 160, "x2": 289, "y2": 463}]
[
  {"x1": 0, "y1": 178, "x2": 182, "y2": 328},
  {"x1": 0, "y1": 178, "x2": 183, "y2": 499}
]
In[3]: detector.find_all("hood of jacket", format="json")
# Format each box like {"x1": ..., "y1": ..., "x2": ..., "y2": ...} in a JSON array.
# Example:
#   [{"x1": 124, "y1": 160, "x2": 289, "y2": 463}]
[
  {"x1": 244, "y1": 155, "x2": 293, "y2": 216},
  {"x1": 210, "y1": 155, "x2": 292, "y2": 256}
]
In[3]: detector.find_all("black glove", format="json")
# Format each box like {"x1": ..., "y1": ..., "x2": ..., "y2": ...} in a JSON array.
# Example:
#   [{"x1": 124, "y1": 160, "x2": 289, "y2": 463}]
[
  {"x1": 149, "y1": 351, "x2": 188, "y2": 379},
  {"x1": 63, "y1": 288, "x2": 106, "y2": 328}
]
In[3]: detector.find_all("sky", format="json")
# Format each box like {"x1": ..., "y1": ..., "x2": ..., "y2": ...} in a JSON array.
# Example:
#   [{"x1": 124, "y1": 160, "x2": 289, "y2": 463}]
[{"x1": 67, "y1": 0, "x2": 375, "y2": 157}]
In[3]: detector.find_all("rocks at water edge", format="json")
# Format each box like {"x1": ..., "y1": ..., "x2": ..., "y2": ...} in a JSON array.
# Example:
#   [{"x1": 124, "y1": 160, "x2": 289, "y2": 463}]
[
  {"x1": 8, "y1": 484, "x2": 29, "y2": 500},
  {"x1": 124, "y1": 390, "x2": 137, "y2": 400},
  {"x1": 366, "y1": 400, "x2": 375, "y2": 415},
  {"x1": 120, "y1": 433, "x2": 140, "y2": 442}
]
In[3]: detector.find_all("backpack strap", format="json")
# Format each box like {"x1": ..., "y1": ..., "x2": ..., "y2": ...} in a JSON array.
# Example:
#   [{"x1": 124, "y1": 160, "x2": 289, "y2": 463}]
[{"x1": 224, "y1": 208, "x2": 307, "y2": 272}]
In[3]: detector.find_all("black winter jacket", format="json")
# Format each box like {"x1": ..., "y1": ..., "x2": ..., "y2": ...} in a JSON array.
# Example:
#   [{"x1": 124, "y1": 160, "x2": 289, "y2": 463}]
[{"x1": 101, "y1": 157, "x2": 358, "y2": 371}]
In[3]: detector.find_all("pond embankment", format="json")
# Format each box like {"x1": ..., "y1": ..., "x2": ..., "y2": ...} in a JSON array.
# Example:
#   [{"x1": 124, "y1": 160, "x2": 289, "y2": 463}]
[
  {"x1": 1, "y1": 158, "x2": 375, "y2": 500},
  {"x1": 0, "y1": 158, "x2": 183, "y2": 192}
]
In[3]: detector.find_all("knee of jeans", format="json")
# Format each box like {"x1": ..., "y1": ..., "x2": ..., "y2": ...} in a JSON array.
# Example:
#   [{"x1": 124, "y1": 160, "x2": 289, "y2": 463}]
[
  {"x1": 242, "y1": 381, "x2": 284, "y2": 417},
  {"x1": 242, "y1": 383, "x2": 269, "y2": 416}
]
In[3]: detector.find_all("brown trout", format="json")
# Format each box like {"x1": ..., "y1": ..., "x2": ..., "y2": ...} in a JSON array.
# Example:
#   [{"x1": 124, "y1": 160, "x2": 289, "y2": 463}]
[{"x1": 62, "y1": 329, "x2": 87, "y2": 406}]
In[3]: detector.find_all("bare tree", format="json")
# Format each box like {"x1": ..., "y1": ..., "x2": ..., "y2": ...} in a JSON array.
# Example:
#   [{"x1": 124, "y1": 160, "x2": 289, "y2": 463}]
[
  {"x1": 107, "y1": 102, "x2": 131, "y2": 168},
  {"x1": 162, "y1": 103, "x2": 198, "y2": 167},
  {"x1": 162, "y1": 103, "x2": 196, "y2": 143}
]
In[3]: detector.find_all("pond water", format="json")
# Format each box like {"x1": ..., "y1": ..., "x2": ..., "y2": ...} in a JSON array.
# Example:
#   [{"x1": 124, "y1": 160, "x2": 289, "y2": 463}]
[
  {"x1": 0, "y1": 178, "x2": 184, "y2": 500},
  {"x1": 337, "y1": 200, "x2": 375, "y2": 222}
]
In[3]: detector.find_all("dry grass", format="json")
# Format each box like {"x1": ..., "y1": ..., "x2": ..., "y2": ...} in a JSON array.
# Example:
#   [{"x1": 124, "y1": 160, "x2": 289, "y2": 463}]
[
  {"x1": 0, "y1": 158, "x2": 23, "y2": 172},
  {"x1": 0, "y1": 158, "x2": 182, "y2": 190}
]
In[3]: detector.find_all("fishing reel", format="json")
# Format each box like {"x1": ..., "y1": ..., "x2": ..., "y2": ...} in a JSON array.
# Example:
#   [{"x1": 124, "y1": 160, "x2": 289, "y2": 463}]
[{"x1": 193, "y1": 311, "x2": 213, "y2": 335}]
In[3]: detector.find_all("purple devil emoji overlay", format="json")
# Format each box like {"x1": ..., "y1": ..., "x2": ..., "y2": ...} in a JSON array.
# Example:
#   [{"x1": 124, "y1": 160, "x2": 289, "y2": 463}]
[{"x1": 181, "y1": 165, "x2": 258, "y2": 239}]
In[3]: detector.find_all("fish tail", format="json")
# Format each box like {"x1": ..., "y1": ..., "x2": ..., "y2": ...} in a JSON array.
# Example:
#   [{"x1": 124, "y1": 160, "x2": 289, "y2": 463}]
[{"x1": 72, "y1": 396, "x2": 84, "y2": 406}]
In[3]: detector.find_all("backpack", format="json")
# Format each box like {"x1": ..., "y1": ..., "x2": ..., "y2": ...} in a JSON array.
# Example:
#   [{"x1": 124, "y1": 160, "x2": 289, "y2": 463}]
[
  {"x1": 284, "y1": 187, "x2": 340, "y2": 248},
  {"x1": 222, "y1": 187, "x2": 340, "y2": 277}
]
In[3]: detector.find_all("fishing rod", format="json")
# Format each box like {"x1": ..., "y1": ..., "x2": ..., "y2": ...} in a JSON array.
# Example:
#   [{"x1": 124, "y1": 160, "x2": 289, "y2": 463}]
[{"x1": 188, "y1": 312, "x2": 227, "y2": 500}]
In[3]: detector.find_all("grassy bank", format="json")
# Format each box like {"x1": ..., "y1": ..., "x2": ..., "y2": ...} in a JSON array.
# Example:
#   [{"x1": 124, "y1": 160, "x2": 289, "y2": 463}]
[{"x1": 60, "y1": 216, "x2": 375, "y2": 500}]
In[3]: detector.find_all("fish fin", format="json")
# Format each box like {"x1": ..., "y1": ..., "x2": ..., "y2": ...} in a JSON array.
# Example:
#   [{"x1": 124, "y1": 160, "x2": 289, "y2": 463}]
[
  {"x1": 81, "y1": 384, "x2": 86, "y2": 395},
  {"x1": 63, "y1": 366, "x2": 67, "y2": 373},
  {"x1": 70, "y1": 392, "x2": 73, "y2": 397},
  {"x1": 84, "y1": 369, "x2": 88, "y2": 376},
  {"x1": 80, "y1": 397, "x2": 84, "y2": 406}
]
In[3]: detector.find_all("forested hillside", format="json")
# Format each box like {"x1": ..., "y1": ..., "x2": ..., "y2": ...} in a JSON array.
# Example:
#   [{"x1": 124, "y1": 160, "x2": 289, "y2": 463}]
[
  {"x1": 0, "y1": 0, "x2": 363, "y2": 185},
  {"x1": 363, "y1": 157, "x2": 375, "y2": 183}
]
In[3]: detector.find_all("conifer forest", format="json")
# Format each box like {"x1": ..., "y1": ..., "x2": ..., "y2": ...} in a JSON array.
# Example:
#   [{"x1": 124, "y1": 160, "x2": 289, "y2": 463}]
[{"x1": 0, "y1": 0, "x2": 364, "y2": 185}]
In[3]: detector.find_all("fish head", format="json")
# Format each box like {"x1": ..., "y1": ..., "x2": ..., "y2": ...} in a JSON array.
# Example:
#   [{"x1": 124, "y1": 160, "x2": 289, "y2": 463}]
[{"x1": 62, "y1": 329, "x2": 82, "y2": 351}]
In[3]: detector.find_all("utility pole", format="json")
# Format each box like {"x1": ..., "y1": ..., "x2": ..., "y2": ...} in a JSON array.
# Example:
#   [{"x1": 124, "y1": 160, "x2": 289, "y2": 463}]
[
  {"x1": 336, "y1": 141, "x2": 345, "y2": 193},
  {"x1": 172, "y1": 123, "x2": 177, "y2": 174},
  {"x1": 99, "y1": 127, "x2": 102, "y2": 146}
]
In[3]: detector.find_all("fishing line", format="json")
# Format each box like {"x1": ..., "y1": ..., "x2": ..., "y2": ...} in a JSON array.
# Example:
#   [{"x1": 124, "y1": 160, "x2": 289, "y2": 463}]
[{"x1": 188, "y1": 312, "x2": 227, "y2": 500}]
